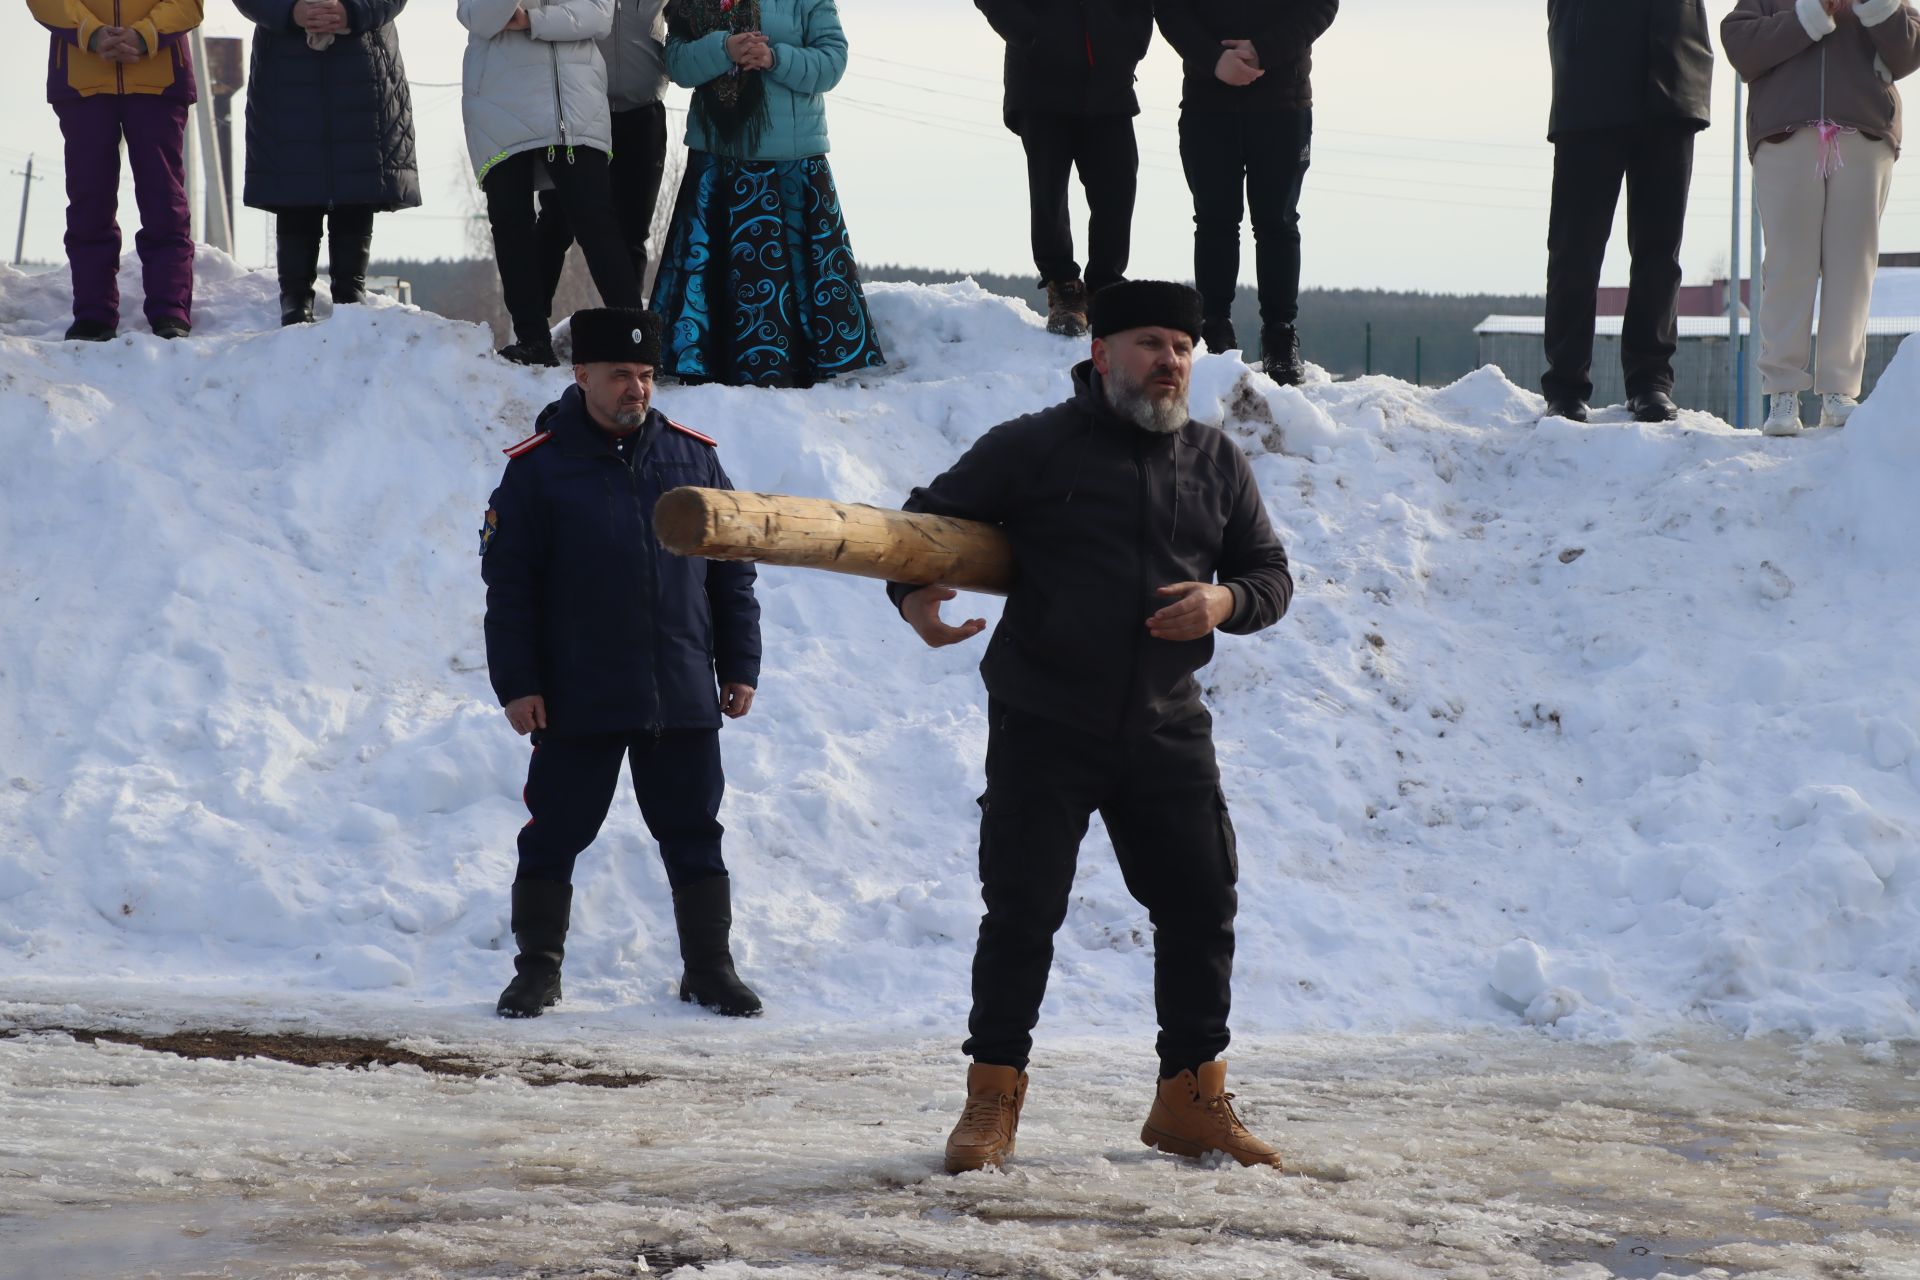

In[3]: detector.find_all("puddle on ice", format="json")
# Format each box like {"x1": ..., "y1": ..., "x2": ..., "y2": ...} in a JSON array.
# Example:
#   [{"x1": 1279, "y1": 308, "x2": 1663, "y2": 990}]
[{"x1": 2, "y1": 1013, "x2": 1917, "y2": 1279}]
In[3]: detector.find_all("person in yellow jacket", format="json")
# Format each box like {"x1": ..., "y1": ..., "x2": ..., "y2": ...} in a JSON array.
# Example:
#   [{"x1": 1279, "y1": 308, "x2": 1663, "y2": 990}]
[{"x1": 28, "y1": 0, "x2": 204, "y2": 341}]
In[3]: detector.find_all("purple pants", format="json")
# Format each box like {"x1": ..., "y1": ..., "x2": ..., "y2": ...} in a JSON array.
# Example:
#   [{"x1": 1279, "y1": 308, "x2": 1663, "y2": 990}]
[{"x1": 53, "y1": 94, "x2": 193, "y2": 328}]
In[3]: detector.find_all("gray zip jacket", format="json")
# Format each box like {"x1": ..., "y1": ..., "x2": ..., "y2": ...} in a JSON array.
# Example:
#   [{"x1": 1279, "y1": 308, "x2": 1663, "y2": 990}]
[
  {"x1": 604, "y1": 0, "x2": 668, "y2": 111},
  {"x1": 458, "y1": 0, "x2": 615, "y2": 181},
  {"x1": 1723, "y1": 0, "x2": 1920, "y2": 158}
]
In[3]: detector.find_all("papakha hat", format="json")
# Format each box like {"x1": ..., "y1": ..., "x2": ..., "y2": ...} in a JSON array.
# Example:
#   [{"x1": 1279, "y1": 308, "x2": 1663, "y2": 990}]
[
  {"x1": 1088, "y1": 280, "x2": 1205, "y2": 342},
  {"x1": 569, "y1": 307, "x2": 663, "y2": 366}
]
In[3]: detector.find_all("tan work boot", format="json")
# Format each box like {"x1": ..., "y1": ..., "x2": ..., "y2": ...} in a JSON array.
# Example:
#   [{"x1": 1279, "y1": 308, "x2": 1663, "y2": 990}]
[
  {"x1": 1140, "y1": 1060, "x2": 1283, "y2": 1169},
  {"x1": 944, "y1": 1063, "x2": 1028, "y2": 1173}
]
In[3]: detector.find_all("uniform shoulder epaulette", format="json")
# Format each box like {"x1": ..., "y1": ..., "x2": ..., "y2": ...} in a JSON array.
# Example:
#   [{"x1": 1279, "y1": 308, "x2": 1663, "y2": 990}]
[
  {"x1": 502, "y1": 429, "x2": 553, "y2": 459},
  {"x1": 666, "y1": 419, "x2": 718, "y2": 447}
]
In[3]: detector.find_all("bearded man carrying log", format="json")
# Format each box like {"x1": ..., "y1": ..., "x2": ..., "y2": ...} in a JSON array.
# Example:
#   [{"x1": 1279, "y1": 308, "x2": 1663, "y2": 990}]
[{"x1": 885, "y1": 281, "x2": 1295, "y2": 1173}]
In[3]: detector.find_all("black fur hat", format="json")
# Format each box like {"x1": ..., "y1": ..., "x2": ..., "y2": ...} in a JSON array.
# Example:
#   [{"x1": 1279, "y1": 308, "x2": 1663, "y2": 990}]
[
  {"x1": 1088, "y1": 281, "x2": 1205, "y2": 341},
  {"x1": 569, "y1": 307, "x2": 663, "y2": 366}
]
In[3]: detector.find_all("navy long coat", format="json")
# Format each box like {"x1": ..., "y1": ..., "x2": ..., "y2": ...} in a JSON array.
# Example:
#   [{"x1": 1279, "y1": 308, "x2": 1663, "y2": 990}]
[
  {"x1": 482, "y1": 387, "x2": 762, "y2": 737},
  {"x1": 236, "y1": 0, "x2": 422, "y2": 212}
]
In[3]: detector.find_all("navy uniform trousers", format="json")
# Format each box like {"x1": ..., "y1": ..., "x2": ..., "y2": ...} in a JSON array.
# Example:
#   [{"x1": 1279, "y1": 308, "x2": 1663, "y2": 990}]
[
  {"x1": 516, "y1": 729, "x2": 729, "y2": 889},
  {"x1": 964, "y1": 700, "x2": 1240, "y2": 1080}
]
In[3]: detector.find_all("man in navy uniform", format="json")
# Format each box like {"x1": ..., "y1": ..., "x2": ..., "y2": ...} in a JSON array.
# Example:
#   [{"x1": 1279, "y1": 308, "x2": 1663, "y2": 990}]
[{"x1": 480, "y1": 306, "x2": 763, "y2": 1019}]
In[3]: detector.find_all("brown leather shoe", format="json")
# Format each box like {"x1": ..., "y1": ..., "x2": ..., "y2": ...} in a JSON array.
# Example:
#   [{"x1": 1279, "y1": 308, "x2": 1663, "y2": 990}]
[
  {"x1": 944, "y1": 1063, "x2": 1028, "y2": 1173},
  {"x1": 1140, "y1": 1060, "x2": 1283, "y2": 1168}
]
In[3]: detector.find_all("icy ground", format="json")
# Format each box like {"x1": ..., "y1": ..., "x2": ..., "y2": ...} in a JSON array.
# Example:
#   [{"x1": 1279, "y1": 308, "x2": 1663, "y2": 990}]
[{"x1": 3, "y1": 997, "x2": 1918, "y2": 1280}]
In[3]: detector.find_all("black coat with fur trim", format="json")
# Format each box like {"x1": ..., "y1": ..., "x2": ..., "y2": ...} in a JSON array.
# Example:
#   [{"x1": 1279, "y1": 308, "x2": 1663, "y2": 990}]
[
  {"x1": 482, "y1": 387, "x2": 761, "y2": 736},
  {"x1": 887, "y1": 361, "x2": 1293, "y2": 737}
]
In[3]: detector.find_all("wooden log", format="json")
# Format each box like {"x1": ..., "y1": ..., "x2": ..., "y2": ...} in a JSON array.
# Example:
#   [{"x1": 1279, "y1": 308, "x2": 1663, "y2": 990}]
[{"x1": 654, "y1": 487, "x2": 1013, "y2": 594}]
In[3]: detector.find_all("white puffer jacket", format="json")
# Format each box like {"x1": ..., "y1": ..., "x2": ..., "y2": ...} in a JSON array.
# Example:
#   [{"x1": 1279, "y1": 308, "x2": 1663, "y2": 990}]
[{"x1": 458, "y1": 0, "x2": 615, "y2": 181}]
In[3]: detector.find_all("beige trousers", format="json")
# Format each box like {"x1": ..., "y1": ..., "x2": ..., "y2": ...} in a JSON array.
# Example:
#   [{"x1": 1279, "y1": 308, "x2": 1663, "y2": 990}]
[{"x1": 1754, "y1": 127, "x2": 1897, "y2": 396}]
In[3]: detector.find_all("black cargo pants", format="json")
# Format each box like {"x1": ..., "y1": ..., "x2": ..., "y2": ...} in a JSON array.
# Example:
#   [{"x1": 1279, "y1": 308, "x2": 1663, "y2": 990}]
[{"x1": 963, "y1": 700, "x2": 1239, "y2": 1079}]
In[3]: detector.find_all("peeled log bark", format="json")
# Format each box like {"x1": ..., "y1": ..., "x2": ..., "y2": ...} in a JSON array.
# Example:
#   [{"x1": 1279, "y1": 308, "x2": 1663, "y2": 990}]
[{"x1": 654, "y1": 487, "x2": 1013, "y2": 594}]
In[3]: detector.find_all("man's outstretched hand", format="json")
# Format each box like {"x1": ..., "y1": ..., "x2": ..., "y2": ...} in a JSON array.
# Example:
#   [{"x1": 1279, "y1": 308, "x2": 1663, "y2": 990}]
[
  {"x1": 1147, "y1": 582, "x2": 1233, "y2": 642},
  {"x1": 901, "y1": 585, "x2": 987, "y2": 649}
]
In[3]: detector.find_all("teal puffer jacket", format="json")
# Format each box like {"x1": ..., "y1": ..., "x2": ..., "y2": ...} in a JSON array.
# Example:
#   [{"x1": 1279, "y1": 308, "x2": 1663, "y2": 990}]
[{"x1": 664, "y1": 0, "x2": 847, "y2": 161}]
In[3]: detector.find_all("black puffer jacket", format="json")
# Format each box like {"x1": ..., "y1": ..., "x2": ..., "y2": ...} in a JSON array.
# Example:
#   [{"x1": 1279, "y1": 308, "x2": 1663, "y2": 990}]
[
  {"x1": 887, "y1": 362, "x2": 1293, "y2": 737},
  {"x1": 1156, "y1": 0, "x2": 1338, "y2": 113},
  {"x1": 975, "y1": 0, "x2": 1154, "y2": 129},
  {"x1": 482, "y1": 388, "x2": 762, "y2": 737},
  {"x1": 236, "y1": 0, "x2": 421, "y2": 212},
  {"x1": 1547, "y1": 0, "x2": 1714, "y2": 138}
]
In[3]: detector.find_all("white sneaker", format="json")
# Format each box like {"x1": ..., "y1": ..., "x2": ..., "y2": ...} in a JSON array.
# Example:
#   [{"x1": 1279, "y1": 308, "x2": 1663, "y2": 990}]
[
  {"x1": 1762, "y1": 392, "x2": 1803, "y2": 437},
  {"x1": 1817, "y1": 393, "x2": 1858, "y2": 429}
]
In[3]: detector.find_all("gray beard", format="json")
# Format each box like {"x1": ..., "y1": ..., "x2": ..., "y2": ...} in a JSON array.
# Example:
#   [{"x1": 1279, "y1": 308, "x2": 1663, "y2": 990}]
[
  {"x1": 614, "y1": 405, "x2": 648, "y2": 430},
  {"x1": 1103, "y1": 367, "x2": 1188, "y2": 435}
]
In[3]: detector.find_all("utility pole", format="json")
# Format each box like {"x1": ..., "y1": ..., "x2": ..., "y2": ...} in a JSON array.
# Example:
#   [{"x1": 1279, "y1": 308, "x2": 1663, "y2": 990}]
[
  {"x1": 1727, "y1": 80, "x2": 1744, "y2": 426},
  {"x1": 1748, "y1": 178, "x2": 1763, "y2": 431},
  {"x1": 203, "y1": 37, "x2": 245, "y2": 235},
  {"x1": 12, "y1": 155, "x2": 42, "y2": 266},
  {"x1": 188, "y1": 28, "x2": 232, "y2": 254}
]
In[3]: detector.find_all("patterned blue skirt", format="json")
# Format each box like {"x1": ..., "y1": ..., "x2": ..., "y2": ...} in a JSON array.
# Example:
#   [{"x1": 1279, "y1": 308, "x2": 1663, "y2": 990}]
[{"x1": 649, "y1": 150, "x2": 887, "y2": 388}]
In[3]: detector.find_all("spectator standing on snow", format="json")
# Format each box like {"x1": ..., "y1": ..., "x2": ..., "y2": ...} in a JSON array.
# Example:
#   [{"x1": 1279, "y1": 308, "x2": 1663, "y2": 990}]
[
  {"x1": 975, "y1": 0, "x2": 1154, "y2": 338},
  {"x1": 236, "y1": 0, "x2": 421, "y2": 328},
  {"x1": 1542, "y1": 0, "x2": 1714, "y2": 424},
  {"x1": 459, "y1": 0, "x2": 644, "y2": 367},
  {"x1": 649, "y1": 0, "x2": 886, "y2": 387},
  {"x1": 534, "y1": 0, "x2": 675, "y2": 311},
  {"x1": 28, "y1": 0, "x2": 203, "y2": 342},
  {"x1": 480, "y1": 307, "x2": 764, "y2": 1020},
  {"x1": 1723, "y1": 0, "x2": 1920, "y2": 437},
  {"x1": 1156, "y1": 0, "x2": 1337, "y2": 383},
  {"x1": 886, "y1": 281, "x2": 1294, "y2": 1175}
]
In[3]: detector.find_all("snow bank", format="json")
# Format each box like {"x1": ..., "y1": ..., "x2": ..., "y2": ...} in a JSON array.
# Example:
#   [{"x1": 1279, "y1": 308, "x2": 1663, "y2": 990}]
[{"x1": 2, "y1": 250, "x2": 1918, "y2": 1043}]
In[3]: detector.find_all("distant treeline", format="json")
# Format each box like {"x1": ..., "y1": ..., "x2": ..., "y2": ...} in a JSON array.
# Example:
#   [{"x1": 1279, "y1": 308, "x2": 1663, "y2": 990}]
[{"x1": 373, "y1": 256, "x2": 1543, "y2": 386}]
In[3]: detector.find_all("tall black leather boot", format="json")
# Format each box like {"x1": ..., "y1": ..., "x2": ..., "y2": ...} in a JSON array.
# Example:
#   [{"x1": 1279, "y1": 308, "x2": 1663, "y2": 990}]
[
  {"x1": 329, "y1": 219, "x2": 374, "y2": 306},
  {"x1": 496, "y1": 878, "x2": 572, "y2": 1018},
  {"x1": 673, "y1": 874, "x2": 762, "y2": 1017},
  {"x1": 277, "y1": 228, "x2": 322, "y2": 326}
]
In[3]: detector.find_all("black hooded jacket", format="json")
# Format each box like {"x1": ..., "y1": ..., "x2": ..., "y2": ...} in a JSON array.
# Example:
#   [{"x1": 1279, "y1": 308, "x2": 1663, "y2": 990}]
[
  {"x1": 976, "y1": 0, "x2": 1155, "y2": 128},
  {"x1": 887, "y1": 362, "x2": 1293, "y2": 737},
  {"x1": 1547, "y1": 0, "x2": 1714, "y2": 138}
]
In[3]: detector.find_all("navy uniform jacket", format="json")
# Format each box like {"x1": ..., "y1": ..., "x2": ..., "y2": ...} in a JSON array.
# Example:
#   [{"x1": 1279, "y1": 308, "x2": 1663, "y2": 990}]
[{"x1": 481, "y1": 385, "x2": 761, "y2": 736}]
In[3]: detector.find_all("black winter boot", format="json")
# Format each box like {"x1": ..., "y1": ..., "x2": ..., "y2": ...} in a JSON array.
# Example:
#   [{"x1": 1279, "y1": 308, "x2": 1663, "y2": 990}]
[
  {"x1": 1201, "y1": 316, "x2": 1239, "y2": 354},
  {"x1": 497, "y1": 337, "x2": 560, "y2": 367},
  {"x1": 1043, "y1": 278, "x2": 1089, "y2": 338},
  {"x1": 277, "y1": 228, "x2": 323, "y2": 326},
  {"x1": 673, "y1": 875, "x2": 762, "y2": 1017},
  {"x1": 329, "y1": 224, "x2": 374, "y2": 306},
  {"x1": 1258, "y1": 323, "x2": 1304, "y2": 386},
  {"x1": 496, "y1": 878, "x2": 572, "y2": 1018}
]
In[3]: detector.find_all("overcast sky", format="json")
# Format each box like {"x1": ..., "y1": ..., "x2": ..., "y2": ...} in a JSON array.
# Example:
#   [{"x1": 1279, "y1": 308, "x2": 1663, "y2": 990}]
[{"x1": 9, "y1": 0, "x2": 1914, "y2": 295}]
